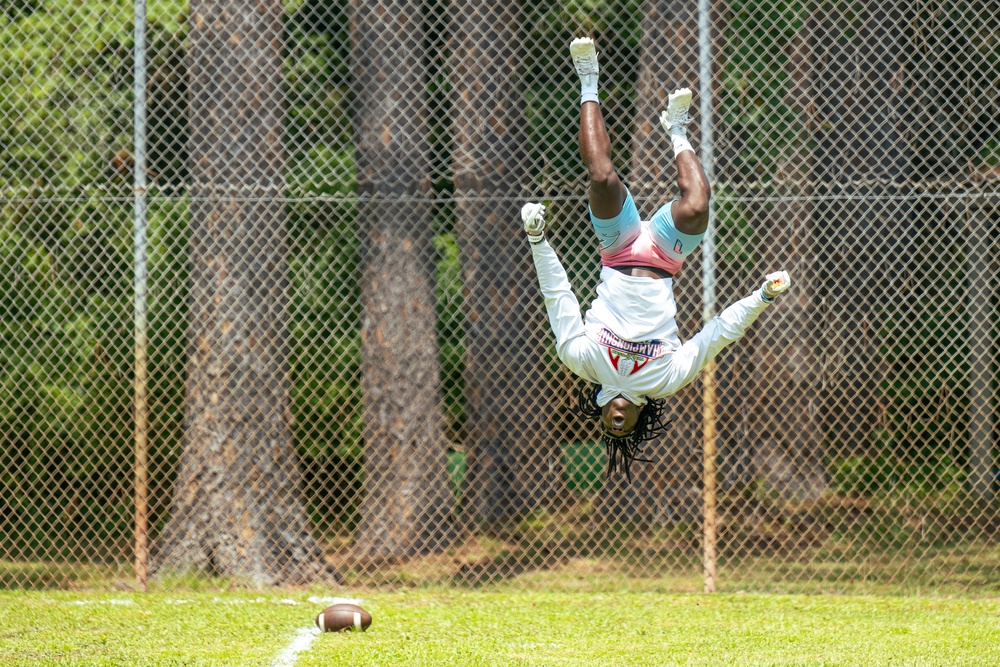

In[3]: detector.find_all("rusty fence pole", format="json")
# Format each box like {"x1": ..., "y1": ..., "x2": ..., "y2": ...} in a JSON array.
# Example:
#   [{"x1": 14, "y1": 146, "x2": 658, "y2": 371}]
[
  {"x1": 132, "y1": 0, "x2": 150, "y2": 592},
  {"x1": 698, "y1": 0, "x2": 718, "y2": 594},
  {"x1": 702, "y1": 359, "x2": 719, "y2": 593}
]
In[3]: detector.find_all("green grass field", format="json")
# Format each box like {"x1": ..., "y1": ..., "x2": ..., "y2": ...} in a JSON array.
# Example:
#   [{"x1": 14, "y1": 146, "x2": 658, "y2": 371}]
[{"x1": 1, "y1": 588, "x2": 998, "y2": 666}]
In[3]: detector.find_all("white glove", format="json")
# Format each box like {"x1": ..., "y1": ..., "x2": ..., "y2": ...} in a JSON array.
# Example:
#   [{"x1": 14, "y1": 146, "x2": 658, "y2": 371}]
[
  {"x1": 659, "y1": 87, "x2": 693, "y2": 133},
  {"x1": 761, "y1": 270, "x2": 791, "y2": 302},
  {"x1": 521, "y1": 202, "x2": 546, "y2": 243}
]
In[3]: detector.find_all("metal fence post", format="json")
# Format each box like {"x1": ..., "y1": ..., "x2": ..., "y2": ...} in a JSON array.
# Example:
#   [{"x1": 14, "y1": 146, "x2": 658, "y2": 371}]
[
  {"x1": 699, "y1": 0, "x2": 718, "y2": 594},
  {"x1": 132, "y1": 0, "x2": 150, "y2": 592}
]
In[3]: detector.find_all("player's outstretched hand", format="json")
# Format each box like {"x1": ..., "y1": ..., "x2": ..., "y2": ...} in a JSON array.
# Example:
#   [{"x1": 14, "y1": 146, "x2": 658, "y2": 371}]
[
  {"x1": 761, "y1": 270, "x2": 791, "y2": 301},
  {"x1": 521, "y1": 202, "x2": 546, "y2": 243}
]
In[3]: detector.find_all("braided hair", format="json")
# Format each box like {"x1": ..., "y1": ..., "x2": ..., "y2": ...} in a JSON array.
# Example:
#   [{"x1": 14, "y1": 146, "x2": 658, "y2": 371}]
[{"x1": 574, "y1": 381, "x2": 671, "y2": 482}]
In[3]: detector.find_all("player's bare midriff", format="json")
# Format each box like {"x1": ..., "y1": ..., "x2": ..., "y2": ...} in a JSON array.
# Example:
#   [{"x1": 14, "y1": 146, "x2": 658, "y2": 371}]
[{"x1": 611, "y1": 265, "x2": 673, "y2": 280}]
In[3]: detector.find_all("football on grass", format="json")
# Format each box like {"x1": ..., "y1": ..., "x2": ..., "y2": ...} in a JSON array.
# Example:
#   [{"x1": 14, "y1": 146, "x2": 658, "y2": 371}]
[{"x1": 315, "y1": 603, "x2": 372, "y2": 632}]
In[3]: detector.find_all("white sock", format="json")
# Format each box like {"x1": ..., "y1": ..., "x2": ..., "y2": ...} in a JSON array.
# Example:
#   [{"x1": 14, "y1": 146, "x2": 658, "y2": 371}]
[
  {"x1": 580, "y1": 73, "x2": 599, "y2": 105},
  {"x1": 671, "y1": 130, "x2": 694, "y2": 157}
]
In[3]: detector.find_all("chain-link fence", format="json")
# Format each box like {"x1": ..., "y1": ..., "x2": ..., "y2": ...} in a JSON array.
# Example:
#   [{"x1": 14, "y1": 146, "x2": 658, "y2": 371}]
[{"x1": 1, "y1": 0, "x2": 997, "y2": 593}]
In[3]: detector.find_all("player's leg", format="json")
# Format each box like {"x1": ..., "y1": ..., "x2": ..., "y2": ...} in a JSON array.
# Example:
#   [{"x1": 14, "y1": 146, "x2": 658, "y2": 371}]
[
  {"x1": 660, "y1": 88, "x2": 711, "y2": 236},
  {"x1": 571, "y1": 37, "x2": 639, "y2": 252},
  {"x1": 645, "y1": 88, "x2": 711, "y2": 271},
  {"x1": 580, "y1": 100, "x2": 626, "y2": 220}
]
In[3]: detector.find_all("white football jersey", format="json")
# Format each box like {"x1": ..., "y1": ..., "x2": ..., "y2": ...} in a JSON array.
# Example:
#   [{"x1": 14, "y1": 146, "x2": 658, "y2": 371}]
[{"x1": 531, "y1": 240, "x2": 770, "y2": 405}]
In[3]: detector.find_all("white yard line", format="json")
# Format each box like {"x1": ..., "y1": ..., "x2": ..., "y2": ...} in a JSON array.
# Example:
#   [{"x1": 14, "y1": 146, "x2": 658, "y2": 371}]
[
  {"x1": 267, "y1": 597, "x2": 368, "y2": 666},
  {"x1": 269, "y1": 626, "x2": 321, "y2": 667},
  {"x1": 57, "y1": 594, "x2": 369, "y2": 667}
]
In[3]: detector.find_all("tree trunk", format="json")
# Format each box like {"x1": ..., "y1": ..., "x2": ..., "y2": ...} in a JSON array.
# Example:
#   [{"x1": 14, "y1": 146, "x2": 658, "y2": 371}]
[
  {"x1": 350, "y1": 0, "x2": 457, "y2": 558},
  {"x1": 450, "y1": 0, "x2": 564, "y2": 524},
  {"x1": 746, "y1": 9, "x2": 825, "y2": 499},
  {"x1": 909, "y1": 2, "x2": 997, "y2": 501},
  {"x1": 960, "y1": 2, "x2": 998, "y2": 502},
  {"x1": 965, "y1": 194, "x2": 996, "y2": 502},
  {"x1": 154, "y1": 0, "x2": 335, "y2": 585},
  {"x1": 814, "y1": 1, "x2": 915, "y2": 458},
  {"x1": 597, "y1": 0, "x2": 704, "y2": 522}
]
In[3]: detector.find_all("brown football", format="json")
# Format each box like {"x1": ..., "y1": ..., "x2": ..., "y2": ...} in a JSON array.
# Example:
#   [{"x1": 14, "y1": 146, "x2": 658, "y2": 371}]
[{"x1": 315, "y1": 603, "x2": 373, "y2": 632}]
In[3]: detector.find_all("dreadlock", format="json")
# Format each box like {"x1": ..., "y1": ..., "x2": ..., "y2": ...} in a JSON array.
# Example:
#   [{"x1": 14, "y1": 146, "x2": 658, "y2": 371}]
[{"x1": 573, "y1": 381, "x2": 671, "y2": 482}]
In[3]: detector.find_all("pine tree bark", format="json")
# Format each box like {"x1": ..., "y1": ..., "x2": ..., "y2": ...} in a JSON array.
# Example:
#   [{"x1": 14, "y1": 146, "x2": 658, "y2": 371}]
[
  {"x1": 746, "y1": 9, "x2": 826, "y2": 499},
  {"x1": 813, "y1": 1, "x2": 915, "y2": 459},
  {"x1": 154, "y1": 0, "x2": 336, "y2": 585},
  {"x1": 350, "y1": 0, "x2": 457, "y2": 558},
  {"x1": 450, "y1": 0, "x2": 564, "y2": 524},
  {"x1": 908, "y1": 2, "x2": 996, "y2": 500}
]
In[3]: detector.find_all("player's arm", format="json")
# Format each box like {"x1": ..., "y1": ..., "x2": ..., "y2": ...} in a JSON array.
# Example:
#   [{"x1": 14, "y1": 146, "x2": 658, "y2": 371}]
[
  {"x1": 522, "y1": 203, "x2": 598, "y2": 381},
  {"x1": 649, "y1": 272, "x2": 790, "y2": 397}
]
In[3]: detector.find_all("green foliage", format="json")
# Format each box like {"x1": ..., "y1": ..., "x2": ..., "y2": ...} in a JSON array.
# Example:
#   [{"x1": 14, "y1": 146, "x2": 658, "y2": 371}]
[
  {"x1": 445, "y1": 441, "x2": 607, "y2": 499},
  {"x1": 830, "y1": 452, "x2": 966, "y2": 498},
  {"x1": 562, "y1": 441, "x2": 605, "y2": 492},
  {"x1": 0, "y1": 192, "x2": 187, "y2": 559},
  {"x1": 0, "y1": 0, "x2": 648, "y2": 552},
  {"x1": 447, "y1": 448, "x2": 465, "y2": 502},
  {"x1": 287, "y1": 199, "x2": 362, "y2": 461},
  {"x1": 2, "y1": 0, "x2": 39, "y2": 21},
  {"x1": 433, "y1": 229, "x2": 466, "y2": 441},
  {"x1": 523, "y1": 0, "x2": 642, "y2": 188},
  {"x1": 981, "y1": 138, "x2": 1000, "y2": 167},
  {"x1": 3, "y1": 0, "x2": 996, "y2": 565},
  {"x1": 285, "y1": 0, "x2": 352, "y2": 178},
  {"x1": 719, "y1": 0, "x2": 812, "y2": 184},
  {"x1": 0, "y1": 0, "x2": 367, "y2": 549},
  {"x1": 285, "y1": 141, "x2": 361, "y2": 462},
  {"x1": 866, "y1": 279, "x2": 976, "y2": 496},
  {"x1": 711, "y1": 186, "x2": 755, "y2": 268}
]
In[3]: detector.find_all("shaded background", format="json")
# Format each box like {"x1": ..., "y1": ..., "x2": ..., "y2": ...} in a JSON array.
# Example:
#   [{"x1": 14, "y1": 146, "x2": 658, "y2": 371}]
[{"x1": 0, "y1": 0, "x2": 997, "y2": 592}]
